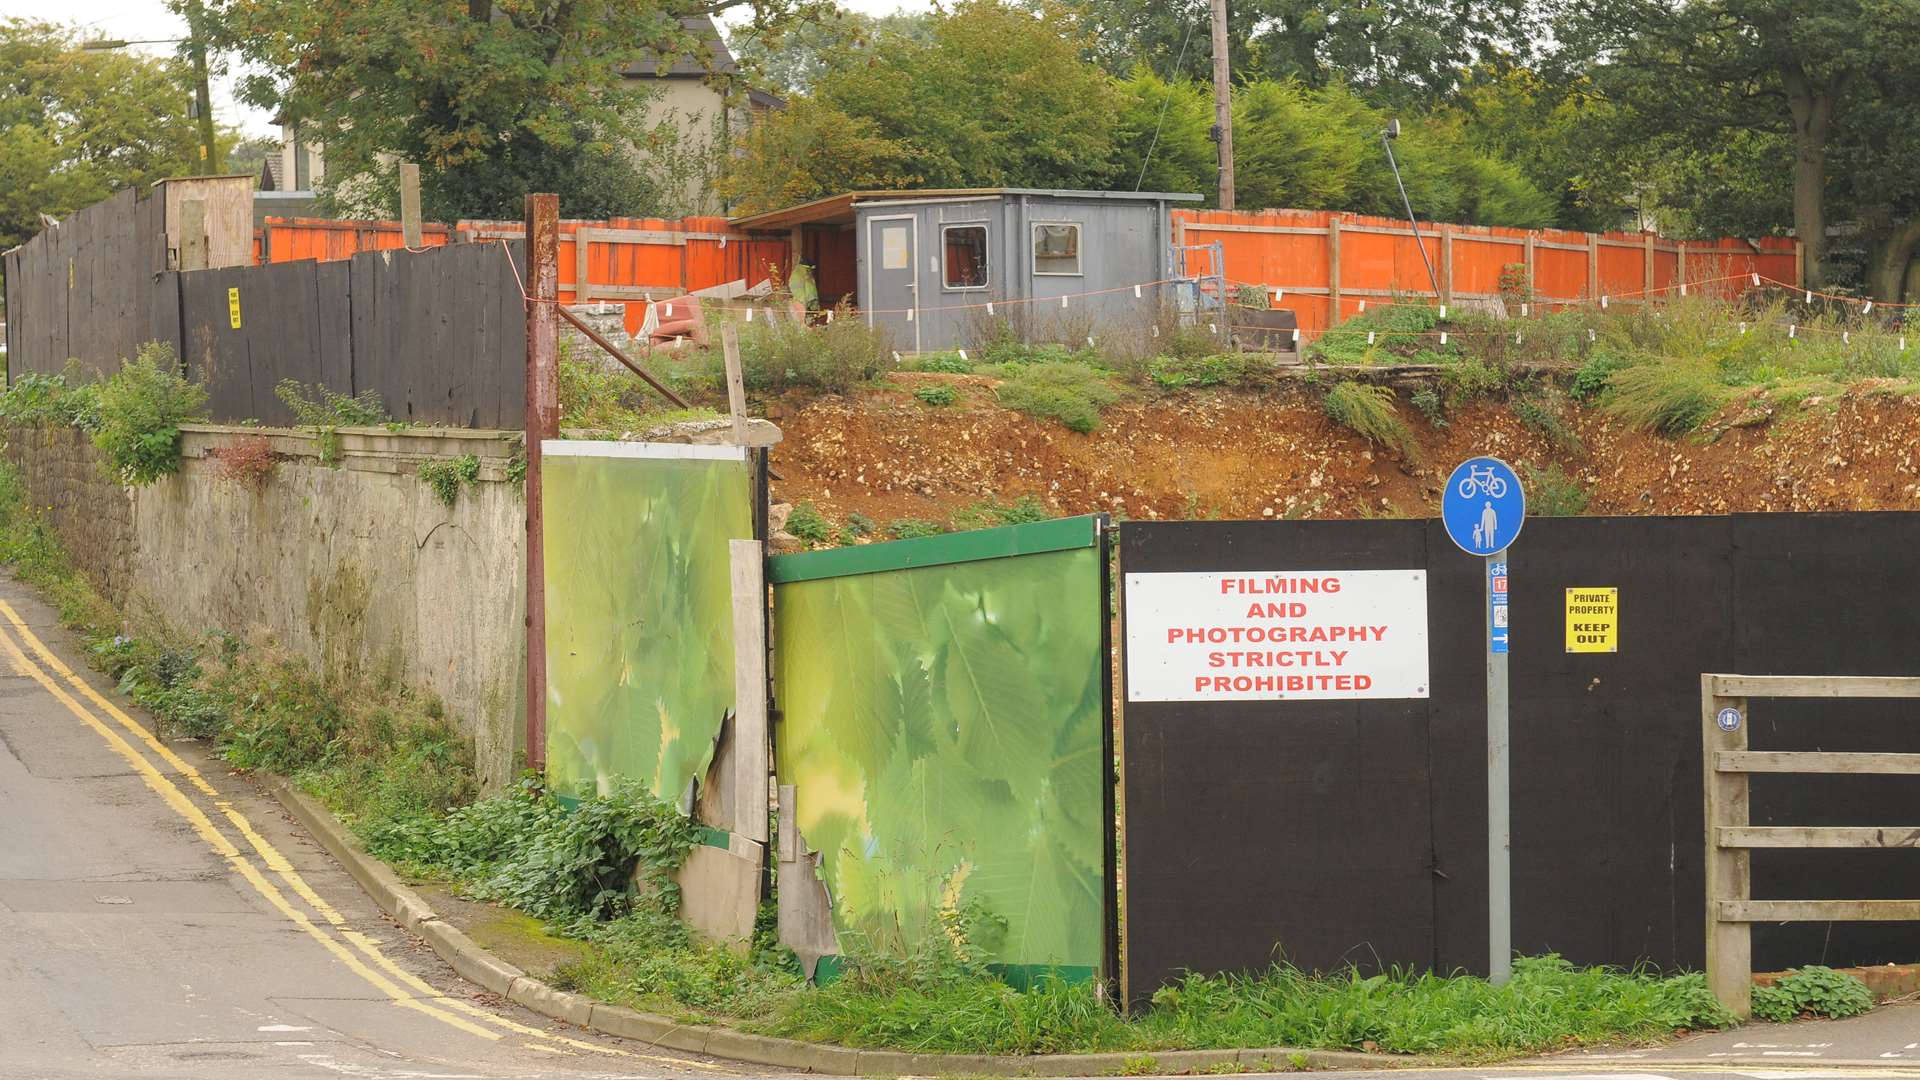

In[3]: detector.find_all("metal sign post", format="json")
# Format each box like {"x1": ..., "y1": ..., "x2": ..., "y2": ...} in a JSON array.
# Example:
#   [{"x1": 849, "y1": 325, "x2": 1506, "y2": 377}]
[{"x1": 1443, "y1": 456, "x2": 1525, "y2": 985}]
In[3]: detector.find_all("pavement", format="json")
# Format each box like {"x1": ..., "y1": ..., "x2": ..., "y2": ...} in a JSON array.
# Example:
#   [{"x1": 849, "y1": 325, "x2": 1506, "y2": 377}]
[{"x1": 1, "y1": 560, "x2": 1916, "y2": 1080}]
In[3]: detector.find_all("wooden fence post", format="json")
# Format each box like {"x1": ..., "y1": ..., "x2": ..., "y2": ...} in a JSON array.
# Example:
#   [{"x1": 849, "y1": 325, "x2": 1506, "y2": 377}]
[
  {"x1": 399, "y1": 163, "x2": 422, "y2": 249},
  {"x1": 1523, "y1": 233, "x2": 1536, "y2": 307},
  {"x1": 1703, "y1": 673, "x2": 1752, "y2": 1018},
  {"x1": 722, "y1": 322, "x2": 748, "y2": 446},
  {"x1": 1795, "y1": 240, "x2": 1807, "y2": 290},
  {"x1": 1678, "y1": 242, "x2": 1688, "y2": 292},
  {"x1": 730, "y1": 539, "x2": 769, "y2": 845},
  {"x1": 1643, "y1": 233, "x2": 1654, "y2": 301},
  {"x1": 524, "y1": 193, "x2": 560, "y2": 771},
  {"x1": 1328, "y1": 218, "x2": 1343, "y2": 323},
  {"x1": 1587, "y1": 233, "x2": 1600, "y2": 300},
  {"x1": 1439, "y1": 225, "x2": 1454, "y2": 306}
]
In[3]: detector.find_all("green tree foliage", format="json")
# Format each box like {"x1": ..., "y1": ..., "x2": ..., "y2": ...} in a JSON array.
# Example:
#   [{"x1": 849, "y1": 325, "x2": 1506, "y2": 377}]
[
  {"x1": 721, "y1": 0, "x2": 1117, "y2": 212},
  {"x1": 1075, "y1": 0, "x2": 1550, "y2": 108},
  {"x1": 729, "y1": 9, "x2": 933, "y2": 96},
  {"x1": 1565, "y1": 0, "x2": 1920, "y2": 293},
  {"x1": 200, "y1": 0, "x2": 808, "y2": 221},
  {"x1": 0, "y1": 19, "x2": 205, "y2": 250},
  {"x1": 1111, "y1": 67, "x2": 1216, "y2": 196}
]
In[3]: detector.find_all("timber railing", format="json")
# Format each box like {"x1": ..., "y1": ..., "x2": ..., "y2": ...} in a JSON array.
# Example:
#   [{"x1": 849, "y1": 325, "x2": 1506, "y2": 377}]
[{"x1": 1702, "y1": 673, "x2": 1920, "y2": 1017}]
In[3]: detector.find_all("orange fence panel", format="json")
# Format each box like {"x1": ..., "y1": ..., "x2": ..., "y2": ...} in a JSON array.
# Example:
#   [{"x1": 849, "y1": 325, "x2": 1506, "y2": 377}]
[{"x1": 1175, "y1": 209, "x2": 1801, "y2": 336}]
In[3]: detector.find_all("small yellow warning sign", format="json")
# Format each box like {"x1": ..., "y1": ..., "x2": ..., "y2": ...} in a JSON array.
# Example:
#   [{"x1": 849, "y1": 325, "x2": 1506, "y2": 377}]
[
  {"x1": 1565, "y1": 587, "x2": 1618, "y2": 653},
  {"x1": 227, "y1": 287, "x2": 242, "y2": 330}
]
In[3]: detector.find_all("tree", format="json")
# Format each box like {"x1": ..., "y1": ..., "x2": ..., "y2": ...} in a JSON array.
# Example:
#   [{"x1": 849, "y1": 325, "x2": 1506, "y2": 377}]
[
  {"x1": 1445, "y1": 66, "x2": 1634, "y2": 232},
  {"x1": 198, "y1": 0, "x2": 813, "y2": 221},
  {"x1": 721, "y1": 0, "x2": 1118, "y2": 208},
  {"x1": 1568, "y1": 0, "x2": 1920, "y2": 290},
  {"x1": 1075, "y1": 0, "x2": 1550, "y2": 108},
  {"x1": 0, "y1": 18, "x2": 205, "y2": 250},
  {"x1": 728, "y1": 7, "x2": 932, "y2": 96},
  {"x1": 1111, "y1": 68, "x2": 1216, "y2": 196}
]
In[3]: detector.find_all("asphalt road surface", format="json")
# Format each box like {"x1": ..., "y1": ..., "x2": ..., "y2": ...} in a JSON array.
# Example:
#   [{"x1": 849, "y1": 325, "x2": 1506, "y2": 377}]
[{"x1": 3, "y1": 567, "x2": 1915, "y2": 1080}]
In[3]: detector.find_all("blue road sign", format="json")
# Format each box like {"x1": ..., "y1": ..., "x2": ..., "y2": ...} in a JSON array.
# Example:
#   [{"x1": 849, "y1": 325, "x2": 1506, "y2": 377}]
[
  {"x1": 1716, "y1": 706, "x2": 1742, "y2": 733},
  {"x1": 1444, "y1": 456, "x2": 1527, "y2": 555}
]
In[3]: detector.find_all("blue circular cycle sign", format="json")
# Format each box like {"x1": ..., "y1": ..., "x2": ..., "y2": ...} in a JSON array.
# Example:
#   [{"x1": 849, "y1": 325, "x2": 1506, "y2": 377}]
[
  {"x1": 1716, "y1": 707, "x2": 1743, "y2": 733},
  {"x1": 1442, "y1": 456, "x2": 1527, "y2": 555}
]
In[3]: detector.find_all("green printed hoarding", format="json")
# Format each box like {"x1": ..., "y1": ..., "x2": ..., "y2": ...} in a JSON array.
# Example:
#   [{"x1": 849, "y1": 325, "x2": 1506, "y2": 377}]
[
  {"x1": 541, "y1": 442, "x2": 754, "y2": 802},
  {"x1": 769, "y1": 516, "x2": 1112, "y2": 979}
]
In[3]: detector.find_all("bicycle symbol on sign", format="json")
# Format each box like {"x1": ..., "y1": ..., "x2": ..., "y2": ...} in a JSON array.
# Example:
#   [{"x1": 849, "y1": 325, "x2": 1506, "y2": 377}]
[{"x1": 1456, "y1": 463, "x2": 1509, "y2": 499}]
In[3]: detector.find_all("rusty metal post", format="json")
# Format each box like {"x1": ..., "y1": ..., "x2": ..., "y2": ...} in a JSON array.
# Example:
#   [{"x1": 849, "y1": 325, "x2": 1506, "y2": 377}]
[{"x1": 524, "y1": 193, "x2": 560, "y2": 771}]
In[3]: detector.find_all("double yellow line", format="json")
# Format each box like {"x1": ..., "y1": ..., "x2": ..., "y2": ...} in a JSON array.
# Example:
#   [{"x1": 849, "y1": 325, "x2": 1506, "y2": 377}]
[{"x1": 0, "y1": 598, "x2": 714, "y2": 1068}]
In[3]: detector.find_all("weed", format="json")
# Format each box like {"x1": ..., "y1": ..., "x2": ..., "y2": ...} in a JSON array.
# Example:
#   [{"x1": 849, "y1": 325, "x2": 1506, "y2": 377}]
[
  {"x1": 0, "y1": 371, "x2": 101, "y2": 430},
  {"x1": 1571, "y1": 349, "x2": 1631, "y2": 401},
  {"x1": 725, "y1": 305, "x2": 887, "y2": 393},
  {"x1": 93, "y1": 343, "x2": 208, "y2": 485},
  {"x1": 785, "y1": 502, "x2": 833, "y2": 546},
  {"x1": 1410, "y1": 387, "x2": 1447, "y2": 427},
  {"x1": 887, "y1": 518, "x2": 947, "y2": 540},
  {"x1": 915, "y1": 385, "x2": 959, "y2": 407},
  {"x1": 1307, "y1": 305, "x2": 1445, "y2": 367},
  {"x1": 1511, "y1": 396, "x2": 1583, "y2": 455},
  {"x1": 505, "y1": 453, "x2": 527, "y2": 488},
  {"x1": 1322, "y1": 382, "x2": 1419, "y2": 460},
  {"x1": 949, "y1": 496, "x2": 1050, "y2": 531},
  {"x1": 1122, "y1": 1055, "x2": 1161, "y2": 1075},
  {"x1": 1602, "y1": 361, "x2": 1731, "y2": 436},
  {"x1": 1148, "y1": 353, "x2": 1263, "y2": 390},
  {"x1": 1522, "y1": 463, "x2": 1590, "y2": 517},
  {"x1": 994, "y1": 362, "x2": 1122, "y2": 434},
  {"x1": 1750, "y1": 966, "x2": 1874, "y2": 1023},
  {"x1": 205, "y1": 435, "x2": 277, "y2": 488},
  {"x1": 418, "y1": 455, "x2": 481, "y2": 509},
  {"x1": 910, "y1": 353, "x2": 973, "y2": 374},
  {"x1": 843, "y1": 513, "x2": 877, "y2": 540},
  {"x1": 276, "y1": 380, "x2": 387, "y2": 466},
  {"x1": 1441, "y1": 359, "x2": 1505, "y2": 406}
]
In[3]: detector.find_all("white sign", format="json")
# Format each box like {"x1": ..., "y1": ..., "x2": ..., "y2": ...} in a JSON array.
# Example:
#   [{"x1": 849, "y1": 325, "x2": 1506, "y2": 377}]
[{"x1": 1124, "y1": 570, "x2": 1430, "y2": 701}]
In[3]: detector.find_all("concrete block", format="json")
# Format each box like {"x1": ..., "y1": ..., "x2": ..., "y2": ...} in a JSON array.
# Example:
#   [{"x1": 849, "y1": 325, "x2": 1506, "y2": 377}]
[
  {"x1": 506, "y1": 977, "x2": 595, "y2": 1027},
  {"x1": 415, "y1": 917, "x2": 523, "y2": 995},
  {"x1": 588, "y1": 1004, "x2": 709, "y2": 1054}
]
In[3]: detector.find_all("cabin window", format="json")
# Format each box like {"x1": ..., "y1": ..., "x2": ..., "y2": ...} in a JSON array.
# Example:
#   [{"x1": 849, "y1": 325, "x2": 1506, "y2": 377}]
[
  {"x1": 943, "y1": 224, "x2": 988, "y2": 289},
  {"x1": 1033, "y1": 223, "x2": 1081, "y2": 275}
]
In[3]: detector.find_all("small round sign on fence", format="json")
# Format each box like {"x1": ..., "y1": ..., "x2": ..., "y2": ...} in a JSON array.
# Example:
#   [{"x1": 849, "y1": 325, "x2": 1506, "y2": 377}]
[{"x1": 1716, "y1": 706, "x2": 1743, "y2": 733}]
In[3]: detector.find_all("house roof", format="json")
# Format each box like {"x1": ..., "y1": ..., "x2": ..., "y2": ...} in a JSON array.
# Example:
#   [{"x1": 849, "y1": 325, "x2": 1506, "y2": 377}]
[
  {"x1": 619, "y1": 15, "x2": 738, "y2": 78},
  {"x1": 729, "y1": 188, "x2": 1203, "y2": 232}
]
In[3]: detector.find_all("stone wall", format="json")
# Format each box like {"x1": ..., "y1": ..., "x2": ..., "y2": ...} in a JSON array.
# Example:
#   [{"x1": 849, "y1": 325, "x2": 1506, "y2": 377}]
[{"x1": 5, "y1": 422, "x2": 526, "y2": 788}]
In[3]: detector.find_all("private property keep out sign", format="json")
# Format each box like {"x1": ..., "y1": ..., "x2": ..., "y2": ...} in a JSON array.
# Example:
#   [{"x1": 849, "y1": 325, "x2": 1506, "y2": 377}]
[{"x1": 1124, "y1": 571, "x2": 1430, "y2": 701}]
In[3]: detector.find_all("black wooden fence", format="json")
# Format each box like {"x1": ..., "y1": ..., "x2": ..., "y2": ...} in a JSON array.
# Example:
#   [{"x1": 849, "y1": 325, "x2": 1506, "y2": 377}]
[
  {"x1": 1118, "y1": 512, "x2": 1920, "y2": 1004},
  {"x1": 5, "y1": 192, "x2": 527, "y2": 428}
]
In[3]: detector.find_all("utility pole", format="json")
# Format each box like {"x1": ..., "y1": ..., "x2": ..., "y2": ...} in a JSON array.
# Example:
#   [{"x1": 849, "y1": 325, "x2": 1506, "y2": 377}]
[
  {"x1": 184, "y1": 0, "x2": 221, "y2": 172},
  {"x1": 1209, "y1": 0, "x2": 1234, "y2": 210}
]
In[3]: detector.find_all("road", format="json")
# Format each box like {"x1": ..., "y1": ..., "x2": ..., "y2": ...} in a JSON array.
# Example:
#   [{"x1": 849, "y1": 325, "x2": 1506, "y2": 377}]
[
  {"x1": 2, "y1": 564, "x2": 1916, "y2": 1080},
  {"x1": 0, "y1": 573, "x2": 775, "y2": 1080}
]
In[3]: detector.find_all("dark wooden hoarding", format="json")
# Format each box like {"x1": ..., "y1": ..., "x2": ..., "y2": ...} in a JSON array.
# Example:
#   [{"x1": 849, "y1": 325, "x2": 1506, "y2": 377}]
[{"x1": 1118, "y1": 513, "x2": 1920, "y2": 1005}]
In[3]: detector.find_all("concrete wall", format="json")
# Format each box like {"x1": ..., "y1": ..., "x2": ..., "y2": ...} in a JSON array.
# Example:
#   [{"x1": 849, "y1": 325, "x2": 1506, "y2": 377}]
[{"x1": 5, "y1": 422, "x2": 526, "y2": 788}]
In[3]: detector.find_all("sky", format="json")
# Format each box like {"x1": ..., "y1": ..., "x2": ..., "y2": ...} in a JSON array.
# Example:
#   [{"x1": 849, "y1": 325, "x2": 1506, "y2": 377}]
[{"x1": 5, "y1": 0, "x2": 932, "y2": 140}]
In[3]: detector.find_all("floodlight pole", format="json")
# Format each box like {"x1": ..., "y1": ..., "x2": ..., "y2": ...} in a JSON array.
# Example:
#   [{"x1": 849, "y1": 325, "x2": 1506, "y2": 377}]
[{"x1": 1382, "y1": 124, "x2": 1442, "y2": 301}]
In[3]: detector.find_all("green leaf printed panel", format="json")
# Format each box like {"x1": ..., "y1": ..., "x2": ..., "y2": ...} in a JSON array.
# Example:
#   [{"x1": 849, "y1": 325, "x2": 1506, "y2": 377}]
[
  {"x1": 542, "y1": 448, "x2": 753, "y2": 803},
  {"x1": 773, "y1": 543, "x2": 1105, "y2": 971}
]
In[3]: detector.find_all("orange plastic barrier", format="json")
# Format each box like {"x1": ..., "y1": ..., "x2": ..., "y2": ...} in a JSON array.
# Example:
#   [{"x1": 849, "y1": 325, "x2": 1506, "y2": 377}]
[{"x1": 1173, "y1": 209, "x2": 1802, "y2": 334}]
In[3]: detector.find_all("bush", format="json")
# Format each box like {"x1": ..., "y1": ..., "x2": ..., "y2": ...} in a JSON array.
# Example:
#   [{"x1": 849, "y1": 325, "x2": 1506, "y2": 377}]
[
  {"x1": 1511, "y1": 395, "x2": 1583, "y2": 455},
  {"x1": 0, "y1": 371, "x2": 101, "y2": 430},
  {"x1": 914, "y1": 385, "x2": 959, "y2": 407},
  {"x1": 1322, "y1": 381, "x2": 1419, "y2": 459},
  {"x1": 93, "y1": 343, "x2": 208, "y2": 485},
  {"x1": 909, "y1": 352, "x2": 973, "y2": 374},
  {"x1": 730, "y1": 309, "x2": 887, "y2": 393},
  {"x1": 1147, "y1": 353, "x2": 1263, "y2": 390},
  {"x1": 1410, "y1": 387, "x2": 1446, "y2": 427},
  {"x1": 1307, "y1": 305, "x2": 1445, "y2": 367},
  {"x1": 785, "y1": 502, "x2": 833, "y2": 546},
  {"x1": 205, "y1": 434, "x2": 277, "y2": 488},
  {"x1": 1571, "y1": 348, "x2": 1632, "y2": 401},
  {"x1": 1750, "y1": 966, "x2": 1875, "y2": 1023},
  {"x1": 994, "y1": 362, "x2": 1122, "y2": 433},
  {"x1": 950, "y1": 496, "x2": 1050, "y2": 530},
  {"x1": 1441, "y1": 358, "x2": 1505, "y2": 405},
  {"x1": 887, "y1": 518, "x2": 947, "y2": 540}
]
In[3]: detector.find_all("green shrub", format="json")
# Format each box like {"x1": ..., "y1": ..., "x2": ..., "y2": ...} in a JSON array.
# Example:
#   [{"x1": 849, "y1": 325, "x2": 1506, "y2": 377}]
[
  {"x1": 730, "y1": 310, "x2": 886, "y2": 393},
  {"x1": 914, "y1": 385, "x2": 959, "y2": 407},
  {"x1": 1750, "y1": 966, "x2": 1874, "y2": 1023},
  {"x1": 1322, "y1": 381, "x2": 1419, "y2": 459},
  {"x1": 1522, "y1": 462, "x2": 1590, "y2": 517},
  {"x1": 1147, "y1": 353, "x2": 1262, "y2": 390},
  {"x1": 1441, "y1": 359, "x2": 1505, "y2": 405},
  {"x1": 909, "y1": 352, "x2": 973, "y2": 374},
  {"x1": 1306, "y1": 305, "x2": 1445, "y2": 366},
  {"x1": 1571, "y1": 348, "x2": 1632, "y2": 401},
  {"x1": 418, "y1": 454, "x2": 481, "y2": 509},
  {"x1": 92, "y1": 343, "x2": 208, "y2": 485},
  {"x1": 1602, "y1": 361, "x2": 1732, "y2": 436},
  {"x1": 1511, "y1": 396, "x2": 1583, "y2": 455},
  {"x1": 276, "y1": 379, "x2": 387, "y2": 465},
  {"x1": 994, "y1": 362, "x2": 1122, "y2": 433},
  {"x1": 950, "y1": 496, "x2": 1050, "y2": 531},
  {"x1": 785, "y1": 502, "x2": 833, "y2": 546},
  {"x1": 1410, "y1": 387, "x2": 1447, "y2": 427},
  {"x1": 0, "y1": 372, "x2": 101, "y2": 430}
]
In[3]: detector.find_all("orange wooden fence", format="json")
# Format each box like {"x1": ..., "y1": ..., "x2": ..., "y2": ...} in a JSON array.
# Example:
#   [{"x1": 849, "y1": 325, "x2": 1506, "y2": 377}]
[
  {"x1": 257, "y1": 215, "x2": 791, "y2": 336},
  {"x1": 1173, "y1": 209, "x2": 1804, "y2": 335}
]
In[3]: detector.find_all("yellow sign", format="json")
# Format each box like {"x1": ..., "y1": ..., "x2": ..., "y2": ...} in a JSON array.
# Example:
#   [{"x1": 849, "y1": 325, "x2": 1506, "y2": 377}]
[
  {"x1": 1565, "y1": 587, "x2": 1618, "y2": 653},
  {"x1": 227, "y1": 287, "x2": 242, "y2": 330}
]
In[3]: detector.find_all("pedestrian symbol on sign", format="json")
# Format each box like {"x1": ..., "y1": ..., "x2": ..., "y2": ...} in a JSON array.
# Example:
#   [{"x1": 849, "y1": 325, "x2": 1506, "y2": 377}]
[{"x1": 1716, "y1": 707, "x2": 1742, "y2": 733}]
